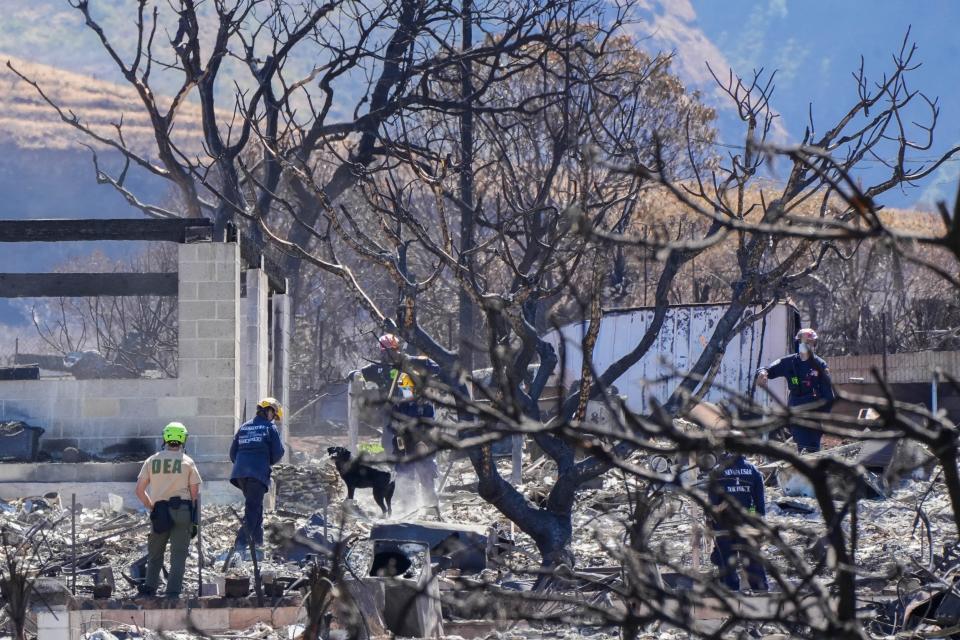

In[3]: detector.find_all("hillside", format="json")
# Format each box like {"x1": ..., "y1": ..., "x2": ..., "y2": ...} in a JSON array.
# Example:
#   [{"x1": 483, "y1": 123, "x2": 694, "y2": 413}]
[
  {"x1": 0, "y1": 55, "x2": 207, "y2": 158},
  {"x1": 0, "y1": 1, "x2": 216, "y2": 95},
  {"x1": 0, "y1": 57, "x2": 185, "y2": 279}
]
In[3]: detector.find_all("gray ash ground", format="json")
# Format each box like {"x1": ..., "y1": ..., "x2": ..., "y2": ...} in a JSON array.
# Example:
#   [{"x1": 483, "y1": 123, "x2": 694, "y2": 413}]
[{"x1": 1, "y1": 445, "x2": 953, "y2": 639}]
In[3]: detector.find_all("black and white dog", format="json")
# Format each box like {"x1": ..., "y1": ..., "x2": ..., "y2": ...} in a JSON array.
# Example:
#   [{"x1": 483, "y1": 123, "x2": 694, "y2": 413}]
[{"x1": 326, "y1": 446, "x2": 395, "y2": 516}]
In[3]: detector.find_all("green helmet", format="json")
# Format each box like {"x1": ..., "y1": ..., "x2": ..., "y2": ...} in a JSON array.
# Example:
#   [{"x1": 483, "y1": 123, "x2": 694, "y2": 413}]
[{"x1": 162, "y1": 422, "x2": 188, "y2": 444}]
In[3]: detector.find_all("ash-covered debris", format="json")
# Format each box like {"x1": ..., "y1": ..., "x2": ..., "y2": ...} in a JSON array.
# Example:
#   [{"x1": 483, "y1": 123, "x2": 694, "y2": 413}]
[
  {"x1": 1, "y1": 436, "x2": 958, "y2": 639},
  {"x1": 79, "y1": 622, "x2": 292, "y2": 640},
  {"x1": 273, "y1": 455, "x2": 344, "y2": 512}
]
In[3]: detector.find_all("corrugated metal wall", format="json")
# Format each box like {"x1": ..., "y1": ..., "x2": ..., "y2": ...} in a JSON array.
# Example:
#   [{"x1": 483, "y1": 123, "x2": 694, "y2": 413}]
[{"x1": 546, "y1": 303, "x2": 793, "y2": 413}]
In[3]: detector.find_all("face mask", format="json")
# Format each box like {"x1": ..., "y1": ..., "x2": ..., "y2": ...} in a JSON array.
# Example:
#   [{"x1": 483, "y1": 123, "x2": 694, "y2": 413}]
[{"x1": 798, "y1": 343, "x2": 810, "y2": 356}]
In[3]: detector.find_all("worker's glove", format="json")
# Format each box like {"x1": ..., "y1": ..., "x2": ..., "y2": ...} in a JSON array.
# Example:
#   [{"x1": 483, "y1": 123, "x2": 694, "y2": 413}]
[{"x1": 190, "y1": 500, "x2": 200, "y2": 538}]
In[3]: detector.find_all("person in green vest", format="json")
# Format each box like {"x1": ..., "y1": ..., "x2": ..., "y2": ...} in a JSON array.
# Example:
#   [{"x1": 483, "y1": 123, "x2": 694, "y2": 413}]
[{"x1": 135, "y1": 422, "x2": 203, "y2": 597}]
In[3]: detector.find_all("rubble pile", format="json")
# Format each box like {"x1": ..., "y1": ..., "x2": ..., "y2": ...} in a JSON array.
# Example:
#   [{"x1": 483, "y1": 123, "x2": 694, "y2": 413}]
[
  {"x1": 416, "y1": 443, "x2": 960, "y2": 638},
  {"x1": 273, "y1": 457, "x2": 344, "y2": 514},
  {"x1": 2, "y1": 437, "x2": 959, "y2": 638}
]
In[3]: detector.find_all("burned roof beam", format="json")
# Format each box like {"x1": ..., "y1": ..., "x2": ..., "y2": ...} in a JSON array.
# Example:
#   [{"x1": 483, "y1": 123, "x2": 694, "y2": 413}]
[
  {"x1": 0, "y1": 219, "x2": 213, "y2": 243},
  {"x1": 235, "y1": 231, "x2": 287, "y2": 294},
  {"x1": 0, "y1": 273, "x2": 178, "y2": 297}
]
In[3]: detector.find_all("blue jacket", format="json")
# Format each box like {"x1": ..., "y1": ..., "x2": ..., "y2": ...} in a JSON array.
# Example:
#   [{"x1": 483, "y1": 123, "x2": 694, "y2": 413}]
[
  {"x1": 709, "y1": 455, "x2": 766, "y2": 522},
  {"x1": 761, "y1": 353, "x2": 835, "y2": 411},
  {"x1": 229, "y1": 415, "x2": 285, "y2": 488}
]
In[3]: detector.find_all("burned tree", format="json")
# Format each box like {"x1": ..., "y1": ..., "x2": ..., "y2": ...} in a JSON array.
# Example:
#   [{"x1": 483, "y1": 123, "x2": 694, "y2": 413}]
[
  {"x1": 14, "y1": 3, "x2": 960, "y2": 636},
  {"x1": 19, "y1": 245, "x2": 179, "y2": 379}
]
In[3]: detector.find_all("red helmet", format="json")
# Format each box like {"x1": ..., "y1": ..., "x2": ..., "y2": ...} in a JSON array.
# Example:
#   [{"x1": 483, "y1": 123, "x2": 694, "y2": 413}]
[
  {"x1": 795, "y1": 328, "x2": 818, "y2": 342},
  {"x1": 378, "y1": 333, "x2": 401, "y2": 351}
]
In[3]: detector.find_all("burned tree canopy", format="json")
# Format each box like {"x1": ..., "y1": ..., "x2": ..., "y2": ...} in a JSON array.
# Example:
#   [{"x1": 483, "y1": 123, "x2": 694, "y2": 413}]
[{"x1": 7, "y1": 2, "x2": 960, "y2": 638}]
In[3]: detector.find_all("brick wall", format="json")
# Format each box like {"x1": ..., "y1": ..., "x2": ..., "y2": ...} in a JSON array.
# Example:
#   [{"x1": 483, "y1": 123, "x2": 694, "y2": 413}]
[{"x1": 0, "y1": 241, "x2": 246, "y2": 462}]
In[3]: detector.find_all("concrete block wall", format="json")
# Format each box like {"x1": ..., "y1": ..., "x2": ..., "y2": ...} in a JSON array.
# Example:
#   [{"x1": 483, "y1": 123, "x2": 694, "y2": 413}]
[
  {"x1": 241, "y1": 268, "x2": 269, "y2": 421},
  {"x1": 176, "y1": 242, "x2": 241, "y2": 461},
  {"x1": 0, "y1": 242, "x2": 243, "y2": 462}
]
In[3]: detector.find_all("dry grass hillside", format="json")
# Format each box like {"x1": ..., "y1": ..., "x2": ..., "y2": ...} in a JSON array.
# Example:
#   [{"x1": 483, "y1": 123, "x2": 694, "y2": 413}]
[
  {"x1": 0, "y1": 55, "x2": 207, "y2": 158},
  {"x1": 629, "y1": 182, "x2": 947, "y2": 240}
]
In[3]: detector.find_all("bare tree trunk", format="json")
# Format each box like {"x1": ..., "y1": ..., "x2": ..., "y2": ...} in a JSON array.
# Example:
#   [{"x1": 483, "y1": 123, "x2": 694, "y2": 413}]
[{"x1": 457, "y1": 0, "x2": 476, "y2": 374}]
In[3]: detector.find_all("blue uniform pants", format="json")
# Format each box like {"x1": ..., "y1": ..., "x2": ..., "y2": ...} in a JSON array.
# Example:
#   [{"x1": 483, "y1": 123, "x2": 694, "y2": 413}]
[
  {"x1": 712, "y1": 534, "x2": 769, "y2": 591},
  {"x1": 790, "y1": 424, "x2": 822, "y2": 454},
  {"x1": 235, "y1": 477, "x2": 267, "y2": 547}
]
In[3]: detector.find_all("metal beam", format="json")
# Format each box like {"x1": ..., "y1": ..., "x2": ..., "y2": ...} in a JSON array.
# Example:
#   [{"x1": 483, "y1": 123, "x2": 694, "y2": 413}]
[
  {"x1": 0, "y1": 218, "x2": 289, "y2": 293},
  {"x1": 0, "y1": 273, "x2": 178, "y2": 298},
  {"x1": 0, "y1": 219, "x2": 213, "y2": 243}
]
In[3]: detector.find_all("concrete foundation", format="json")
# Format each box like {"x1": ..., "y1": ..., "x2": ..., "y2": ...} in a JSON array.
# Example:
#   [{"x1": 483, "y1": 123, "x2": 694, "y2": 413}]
[
  {"x1": 34, "y1": 595, "x2": 305, "y2": 640},
  {"x1": 0, "y1": 461, "x2": 242, "y2": 505}
]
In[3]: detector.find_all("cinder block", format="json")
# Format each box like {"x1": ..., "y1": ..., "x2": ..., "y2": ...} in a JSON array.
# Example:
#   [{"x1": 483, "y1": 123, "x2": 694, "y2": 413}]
[
  {"x1": 111, "y1": 461, "x2": 149, "y2": 481},
  {"x1": 205, "y1": 416, "x2": 239, "y2": 437},
  {"x1": 156, "y1": 378, "x2": 184, "y2": 395},
  {"x1": 183, "y1": 415, "x2": 217, "y2": 433},
  {"x1": 197, "y1": 359, "x2": 235, "y2": 379},
  {"x1": 82, "y1": 397, "x2": 121, "y2": 419},
  {"x1": 197, "y1": 397, "x2": 235, "y2": 416},
  {"x1": 196, "y1": 320, "x2": 236, "y2": 339},
  {"x1": 179, "y1": 261, "x2": 217, "y2": 283},
  {"x1": 179, "y1": 377, "x2": 235, "y2": 398},
  {"x1": 50, "y1": 396, "x2": 82, "y2": 418},
  {"x1": 118, "y1": 397, "x2": 159, "y2": 419},
  {"x1": 196, "y1": 242, "x2": 238, "y2": 261},
  {"x1": 180, "y1": 300, "x2": 218, "y2": 322},
  {"x1": 180, "y1": 339, "x2": 218, "y2": 359},
  {"x1": 197, "y1": 282, "x2": 238, "y2": 301},
  {"x1": 216, "y1": 261, "x2": 239, "y2": 283},
  {"x1": 216, "y1": 300, "x2": 237, "y2": 320},
  {"x1": 192, "y1": 435, "x2": 236, "y2": 460},
  {"x1": 178, "y1": 243, "x2": 201, "y2": 262},
  {"x1": 177, "y1": 282, "x2": 199, "y2": 301},
  {"x1": 216, "y1": 339, "x2": 239, "y2": 359},
  {"x1": 178, "y1": 319, "x2": 199, "y2": 340},
  {"x1": 137, "y1": 420, "x2": 166, "y2": 437},
  {"x1": 157, "y1": 396, "x2": 199, "y2": 417},
  {"x1": 175, "y1": 359, "x2": 199, "y2": 379},
  {"x1": 100, "y1": 379, "x2": 148, "y2": 398}
]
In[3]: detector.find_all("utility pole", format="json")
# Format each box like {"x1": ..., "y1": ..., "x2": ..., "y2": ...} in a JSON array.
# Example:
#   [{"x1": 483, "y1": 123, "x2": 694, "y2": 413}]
[{"x1": 457, "y1": 0, "x2": 476, "y2": 375}]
